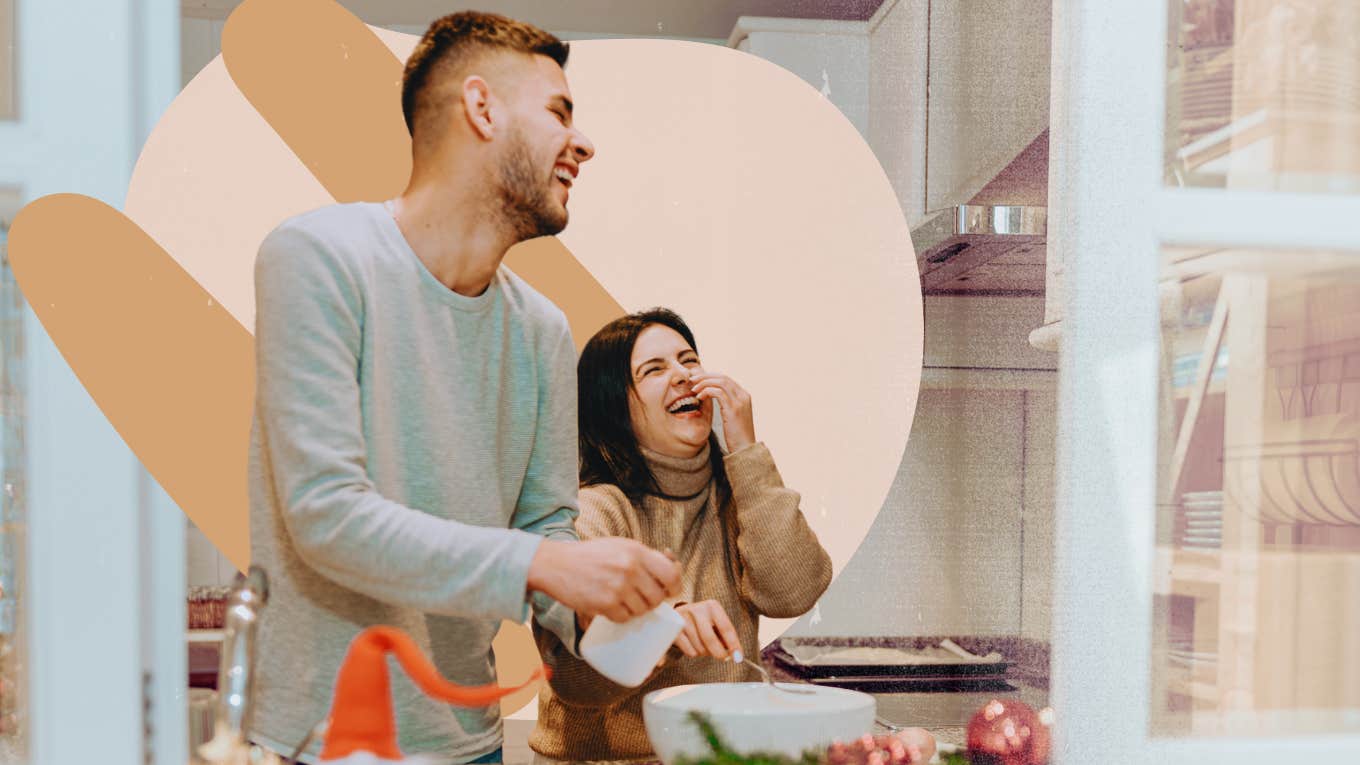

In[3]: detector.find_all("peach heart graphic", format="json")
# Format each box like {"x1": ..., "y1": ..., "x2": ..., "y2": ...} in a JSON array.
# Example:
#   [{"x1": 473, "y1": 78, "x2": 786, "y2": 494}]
[{"x1": 6, "y1": 0, "x2": 921, "y2": 715}]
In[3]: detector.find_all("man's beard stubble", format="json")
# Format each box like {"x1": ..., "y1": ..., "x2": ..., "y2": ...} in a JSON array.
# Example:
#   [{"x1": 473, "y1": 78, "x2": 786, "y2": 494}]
[{"x1": 494, "y1": 127, "x2": 568, "y2": 242}]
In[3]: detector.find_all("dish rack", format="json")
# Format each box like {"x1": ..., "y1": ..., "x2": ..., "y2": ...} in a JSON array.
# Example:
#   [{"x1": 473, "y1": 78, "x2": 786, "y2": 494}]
[
  {"x1": 1221, "y1": 423, "x2": 1360, "y2": 527},
  {"x1": 1215, "y1": 332, "x2": 1360, "y2": 527}
]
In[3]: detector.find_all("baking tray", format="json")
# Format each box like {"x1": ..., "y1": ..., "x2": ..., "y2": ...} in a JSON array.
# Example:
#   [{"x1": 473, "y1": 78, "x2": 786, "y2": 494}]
[
  {"x1": 770, "y1": 640, "x2": 1010, "y2": 680},
  {"x1": 806, "y1": 675, "x2": 1017, "y2": 693}
]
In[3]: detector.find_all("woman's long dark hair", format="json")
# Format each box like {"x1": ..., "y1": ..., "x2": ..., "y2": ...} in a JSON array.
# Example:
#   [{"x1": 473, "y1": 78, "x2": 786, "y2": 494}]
[{"x1": 578, "y1": 308, "x2": 729, "y2": 503}]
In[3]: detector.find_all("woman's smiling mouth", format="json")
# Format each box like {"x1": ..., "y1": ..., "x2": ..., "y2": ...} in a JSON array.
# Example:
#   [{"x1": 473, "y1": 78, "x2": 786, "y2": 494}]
[{"x1": 666, "y1": 395, "x2": 702, "y2": 417}]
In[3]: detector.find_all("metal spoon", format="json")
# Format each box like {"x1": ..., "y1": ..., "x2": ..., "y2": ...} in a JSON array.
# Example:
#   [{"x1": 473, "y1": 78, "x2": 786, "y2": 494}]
[{"x1": 732, "y1": 650, "x2": 817, "y2": 695}]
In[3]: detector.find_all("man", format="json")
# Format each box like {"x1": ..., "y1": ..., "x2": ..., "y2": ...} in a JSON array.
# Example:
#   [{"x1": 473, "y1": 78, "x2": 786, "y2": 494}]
[{"x1": 248, "y1": 12, "x2": 681, "y2": 764}]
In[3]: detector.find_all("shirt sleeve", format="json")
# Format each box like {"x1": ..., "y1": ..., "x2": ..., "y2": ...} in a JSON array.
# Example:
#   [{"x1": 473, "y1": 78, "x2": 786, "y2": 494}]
[
  {"x1": 723, "y1": 442, "x2": 832, "y2": 618},
  {"x1": 513, "y1": 316, "x2": 583, "y2": 654},
  {"x1": 532, "y1": 486, "x2": 660, "y2": 707},
  {"x1": 253, "y1": 221, "x2": 542, "y2": 622}
]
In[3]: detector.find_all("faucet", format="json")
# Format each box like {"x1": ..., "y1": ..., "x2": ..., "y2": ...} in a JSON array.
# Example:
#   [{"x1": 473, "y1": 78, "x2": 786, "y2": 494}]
[{"x1": 197, "y1": 566, "x2": 273, "y2": 764}]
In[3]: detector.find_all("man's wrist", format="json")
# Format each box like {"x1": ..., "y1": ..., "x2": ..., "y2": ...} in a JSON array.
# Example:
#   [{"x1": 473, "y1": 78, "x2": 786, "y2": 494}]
[{"x1": 526, "y1": 537, "x2": 564, "y2": 596}]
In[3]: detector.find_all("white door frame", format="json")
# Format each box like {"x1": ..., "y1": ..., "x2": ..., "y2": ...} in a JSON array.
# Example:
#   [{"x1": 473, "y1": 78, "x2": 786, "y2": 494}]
[
  {"x1": 3, "y1": 1, "x2": 183, "y2": 764},
  {"x1": 1050, "y1": 1, "x2": 1360, "y2": 763}
]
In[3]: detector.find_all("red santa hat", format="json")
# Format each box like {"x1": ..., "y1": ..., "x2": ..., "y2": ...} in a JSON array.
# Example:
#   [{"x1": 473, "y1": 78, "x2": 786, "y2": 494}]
[{"x1": 319, "y1": 625, "x2": 549, "y2": 761}]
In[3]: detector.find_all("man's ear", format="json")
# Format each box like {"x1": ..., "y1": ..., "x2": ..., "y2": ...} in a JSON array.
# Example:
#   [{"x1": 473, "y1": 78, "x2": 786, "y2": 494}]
[{"x1": 461, "y1": 75, "x2": 495, "y2": 140}]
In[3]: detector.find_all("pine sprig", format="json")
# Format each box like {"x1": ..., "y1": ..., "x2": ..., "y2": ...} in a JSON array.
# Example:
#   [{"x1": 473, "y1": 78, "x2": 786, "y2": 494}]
[
  {"x1": 939, "y1": 751, "x2": 971, "y2": 765},
  {"x1": 672, "y1": 710, "x2": 967, "y2": 765},
  {"x1": 673, "y1": 710, "x2": 825, "y2": 765}
]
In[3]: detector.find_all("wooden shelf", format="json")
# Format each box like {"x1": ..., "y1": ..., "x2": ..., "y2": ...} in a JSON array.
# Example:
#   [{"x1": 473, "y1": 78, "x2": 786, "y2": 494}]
[
  {"x1": 1166, "y1": 676, "x2": 1221, "y2": 704},
  {"x1": 1156, "y1": 546, "x2": 1222, "y2": 597}
]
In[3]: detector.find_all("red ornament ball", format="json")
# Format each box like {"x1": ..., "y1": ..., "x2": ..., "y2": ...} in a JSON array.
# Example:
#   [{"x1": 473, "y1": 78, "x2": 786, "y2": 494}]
[{"x1": 965, "y1": 699, "x2": 1052, "y2": 765}]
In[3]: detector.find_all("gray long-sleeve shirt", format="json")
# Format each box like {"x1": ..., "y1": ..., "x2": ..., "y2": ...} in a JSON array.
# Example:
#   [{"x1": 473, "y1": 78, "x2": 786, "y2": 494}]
[{"x1": 247, "y1": 202, "x2": 580, "y2": 764}]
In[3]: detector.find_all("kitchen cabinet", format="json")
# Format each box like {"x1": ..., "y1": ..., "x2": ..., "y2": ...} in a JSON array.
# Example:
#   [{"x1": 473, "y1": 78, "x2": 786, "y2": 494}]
[
  {"x1": 1153, "y1": 265, "x2": 1360, "y2": 734},
  {"x1": 729, "y1": 17, "x2": 870, "y2": 139},
  {"x1": 920, "y1": 0, "x2": 1050, "y2": 218},
  {"x1": 732, "y1": 0, "x2": 1050, "y2": 237},
  {"x1": 1052, "y1": 0, "x2": 1360, "y2": 760}
]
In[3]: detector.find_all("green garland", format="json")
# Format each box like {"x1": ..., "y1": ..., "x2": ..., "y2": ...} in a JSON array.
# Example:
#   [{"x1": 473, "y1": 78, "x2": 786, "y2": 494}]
[
  {"x1": 672, "y1": 710, "x2": 825, "y2": 765},
  {"x1": 672, "y1": 711, "x2": 972, "y2": 765}
]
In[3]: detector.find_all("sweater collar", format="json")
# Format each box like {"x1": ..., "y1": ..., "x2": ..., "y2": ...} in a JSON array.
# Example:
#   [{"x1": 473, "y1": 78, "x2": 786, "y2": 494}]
[{"x1": 639, "y1": 442, "x2": 712, "y2": 500}]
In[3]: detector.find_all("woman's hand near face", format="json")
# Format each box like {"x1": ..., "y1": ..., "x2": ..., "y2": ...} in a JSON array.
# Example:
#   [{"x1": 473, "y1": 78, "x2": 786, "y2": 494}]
[
  {"x1": 673, "y1": 599, "x2": 741, "y2": 660},
  {"x1": 688, "y1": 372, "x2": 755, "y2": 451}
]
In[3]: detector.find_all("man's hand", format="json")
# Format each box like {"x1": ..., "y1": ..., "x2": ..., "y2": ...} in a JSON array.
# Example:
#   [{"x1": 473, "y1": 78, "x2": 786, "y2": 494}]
[
  {"x1": 528, "y1": 538, "x2": 681, "y2": 623},
  {"x1": 673, "y1": 599, "x2": 741, "y2": 660}
]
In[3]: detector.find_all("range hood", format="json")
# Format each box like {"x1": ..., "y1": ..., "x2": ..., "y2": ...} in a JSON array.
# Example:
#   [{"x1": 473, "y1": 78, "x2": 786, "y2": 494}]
[{"x1": 911, "y1": 130, "x2": 1049, "y2": 295}]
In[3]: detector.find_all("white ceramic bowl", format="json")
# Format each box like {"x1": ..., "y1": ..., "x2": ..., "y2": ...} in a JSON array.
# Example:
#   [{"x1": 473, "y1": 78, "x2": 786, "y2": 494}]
[{"x1": 643, "y1": 682, "x2": 876, "y2": 764}]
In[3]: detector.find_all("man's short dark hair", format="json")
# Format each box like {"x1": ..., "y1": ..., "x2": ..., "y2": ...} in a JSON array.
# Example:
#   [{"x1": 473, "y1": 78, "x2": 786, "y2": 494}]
[{"x1": 401, "y1": 11, "x2": 569, "y2": 137}]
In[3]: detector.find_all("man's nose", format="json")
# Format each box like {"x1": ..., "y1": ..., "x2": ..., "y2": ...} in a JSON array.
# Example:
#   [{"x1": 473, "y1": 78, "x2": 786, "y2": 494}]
[{"x1": 571, "y1": 128, "x2": 595, "y2": 163}]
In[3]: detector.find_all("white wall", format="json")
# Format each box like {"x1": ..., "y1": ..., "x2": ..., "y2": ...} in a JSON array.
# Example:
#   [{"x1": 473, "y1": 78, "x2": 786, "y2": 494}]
[
  {"x1": 788, "y1": 296, "x2": 1056, "y2": 639},
  {"x1": 1020, "y1": 386, "x2": 1056, "y2": 640}
]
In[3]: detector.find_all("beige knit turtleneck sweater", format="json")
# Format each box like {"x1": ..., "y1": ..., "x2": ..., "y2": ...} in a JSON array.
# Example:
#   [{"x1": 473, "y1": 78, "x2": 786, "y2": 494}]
[{"x1": 528, "y1": 442, "x2": 833, "y2": 762}]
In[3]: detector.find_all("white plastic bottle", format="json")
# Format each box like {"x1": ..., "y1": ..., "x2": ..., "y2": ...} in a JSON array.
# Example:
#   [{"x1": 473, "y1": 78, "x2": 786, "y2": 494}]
[{"x1": 579, "y1": 603, "x2": 686, "y2": 687}]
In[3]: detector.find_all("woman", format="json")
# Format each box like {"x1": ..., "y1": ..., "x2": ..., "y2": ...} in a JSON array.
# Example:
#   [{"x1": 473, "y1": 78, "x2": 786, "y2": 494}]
[{"x1": 528, "y1": 307, "x2": 835, "y2": 763}]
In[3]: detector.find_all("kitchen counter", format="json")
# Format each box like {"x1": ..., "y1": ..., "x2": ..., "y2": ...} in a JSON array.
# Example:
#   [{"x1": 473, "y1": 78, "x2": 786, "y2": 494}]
[
  {"x1": 872, "y1": 678, "x2": 1050, "y2": 750},
  {"x1": 502, "y1": 636, "x2": 1049, "y2": 761},
  {"x1": 192, "y1": 632, "x2": 1046, "y2": 761},
  {"x1": 765, "y1": 635, "x2": 1050, "y2": 750}
]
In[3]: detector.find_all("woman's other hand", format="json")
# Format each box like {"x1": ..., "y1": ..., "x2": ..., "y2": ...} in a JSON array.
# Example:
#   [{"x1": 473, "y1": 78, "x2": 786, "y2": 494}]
[
  {"x1": 893, "y1": 727, "x2": 937, "y2": 764},
  {"x1": 688, "y1": 372, "x2": 756, "y2": 451},
  {"x1": 673, "y1": 599, "x2": 741, "y2": 660}
]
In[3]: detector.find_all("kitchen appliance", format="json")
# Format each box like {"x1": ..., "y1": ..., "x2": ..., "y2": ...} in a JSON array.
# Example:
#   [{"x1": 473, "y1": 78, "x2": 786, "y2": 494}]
[{"x1": 911, "y1": 131, "x2": 1049, "y2": 296}]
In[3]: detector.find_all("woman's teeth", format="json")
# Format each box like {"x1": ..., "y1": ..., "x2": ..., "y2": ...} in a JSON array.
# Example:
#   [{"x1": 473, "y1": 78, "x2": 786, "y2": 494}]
[{"x1": 667, "y1": 396, "x2": 701, "y2": 414}]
